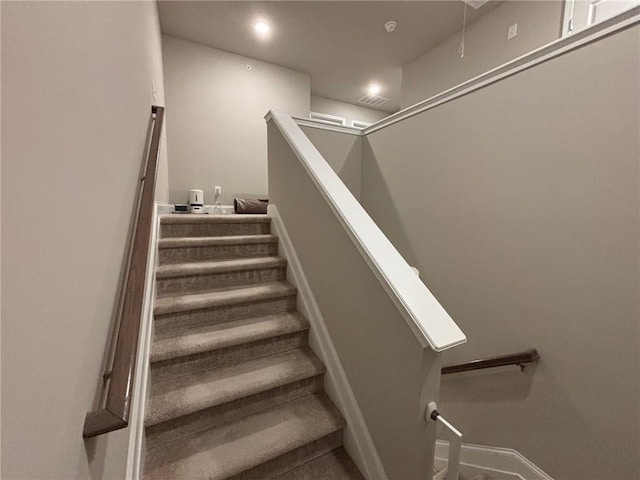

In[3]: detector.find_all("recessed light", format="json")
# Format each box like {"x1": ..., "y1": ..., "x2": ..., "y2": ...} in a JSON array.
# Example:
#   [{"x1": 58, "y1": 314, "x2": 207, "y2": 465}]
[
  {"x1": 254, "y1": 21, "x2": 270, "y2": 35},
  {"x1": 367, "y1": 83, "x2": 381, "y2": 95}
]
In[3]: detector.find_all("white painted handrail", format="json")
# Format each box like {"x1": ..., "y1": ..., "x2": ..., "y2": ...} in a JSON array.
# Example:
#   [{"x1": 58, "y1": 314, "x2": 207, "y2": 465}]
[
  {"x1": 293, "y1": 116, "x2": 363, "y2": 136},
  {"x1": 265, "y1": 110, "x2": 465, "y2": 351}
]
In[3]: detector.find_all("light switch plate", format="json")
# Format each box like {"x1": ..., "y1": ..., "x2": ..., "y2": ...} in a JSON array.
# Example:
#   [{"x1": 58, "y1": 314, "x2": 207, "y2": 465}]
[{"x1": 507, "y1": 23, "x2": 518, "y2": 40}]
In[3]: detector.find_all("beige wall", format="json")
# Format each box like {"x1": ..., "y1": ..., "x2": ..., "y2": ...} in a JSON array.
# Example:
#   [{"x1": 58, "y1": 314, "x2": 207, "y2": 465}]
[
  {"x1": 402, "y1": 1, "x2": 563, "y2": 108},
  {"x1": 300, "y1": 127, "x2": 363, "y2": 199},
  {"x1": 162, "y1": 35, "x2": 310, "y2": 205},
  {"x1": 361, "y1": 25, "x2": 639, "y2": 479},
  {"x1": 310, "y1": 95, "x2": 388, "y2": 126},
  {"x1": 0, "y1": 4, "x2": 3, "y2": 472},
  {"x1": 2, "y1": 1, "x2": 167, "y2": 478},
  {"x1": 268, "y1": 122, "x2": 441, "y2": 480}
]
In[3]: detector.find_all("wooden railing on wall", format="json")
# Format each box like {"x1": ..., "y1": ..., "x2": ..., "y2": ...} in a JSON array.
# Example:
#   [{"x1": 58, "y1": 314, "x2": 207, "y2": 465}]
[
  {"x1": 441, "y1": 348, "x2": 540, "y2": 375},
  {"x1": 83, "y1": 105, "x2": 165, "y2": 438}
]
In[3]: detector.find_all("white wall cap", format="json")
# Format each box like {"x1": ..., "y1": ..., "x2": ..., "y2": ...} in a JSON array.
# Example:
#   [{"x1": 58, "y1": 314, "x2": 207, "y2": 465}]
[{"x1": 267, "y1": 109, "x2": 466, "y2": 351}]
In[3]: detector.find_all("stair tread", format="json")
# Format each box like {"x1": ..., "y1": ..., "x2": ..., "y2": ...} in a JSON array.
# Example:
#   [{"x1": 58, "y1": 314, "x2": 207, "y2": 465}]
[
  {"x1": 146, "y1": 347, "x2": 325, "y2": 426},
  {"x1": 161, "y1": 214, "x2": 270, "y2": 224},
  {"x1": 144, "y1": 393, "x2": 345, "y2": 480},
  {"x1": 156, "y1": 256, "x2": 286, "y2": 278},
  {"x1": 151, "y1": 312, "x2": 309, "y2": 362},
  {"x1": 154, "y1": 281, "x2": 297, "y2": 316},
  {"x1": 158, "y1": 234, "x2": 278, "y2": 249},
  {"x1": 272, "y1": 448, "x2": 364, "y2": 480}
]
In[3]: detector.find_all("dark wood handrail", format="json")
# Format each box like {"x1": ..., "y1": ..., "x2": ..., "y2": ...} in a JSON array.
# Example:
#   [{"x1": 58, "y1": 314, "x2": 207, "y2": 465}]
[
  {"x1": 441, "y1": 348, "x2": 540, "y2": 375},
  {"x1": 83, "y1": 105, "x2": 165, "y2": 438}
]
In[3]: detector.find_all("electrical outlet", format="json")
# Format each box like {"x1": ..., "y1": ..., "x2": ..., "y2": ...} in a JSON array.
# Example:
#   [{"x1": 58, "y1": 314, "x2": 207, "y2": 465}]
[
  {"x1": 507, "y1": 23, "x2": 518, "y2": 40},
  {"x1": 214, "y1": 186, "x2": 222, "y2": 196}
]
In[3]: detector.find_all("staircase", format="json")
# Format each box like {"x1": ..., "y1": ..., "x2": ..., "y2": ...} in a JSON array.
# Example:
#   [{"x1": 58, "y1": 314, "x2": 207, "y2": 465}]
[{"x1": 144, "y1": 214, "x2": 364, "y2": 480}]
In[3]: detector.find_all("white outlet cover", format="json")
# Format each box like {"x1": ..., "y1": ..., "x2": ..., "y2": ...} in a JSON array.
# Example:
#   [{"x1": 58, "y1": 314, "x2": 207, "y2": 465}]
[{"x1": 507, "y1": 23, "x2": 518, "y2": 40}]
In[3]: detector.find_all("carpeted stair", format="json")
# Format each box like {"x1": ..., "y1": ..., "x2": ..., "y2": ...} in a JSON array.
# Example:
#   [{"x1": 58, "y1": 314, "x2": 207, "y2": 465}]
[{"x1": 144, "y1": 214, "x2": 365, "y2": 480}]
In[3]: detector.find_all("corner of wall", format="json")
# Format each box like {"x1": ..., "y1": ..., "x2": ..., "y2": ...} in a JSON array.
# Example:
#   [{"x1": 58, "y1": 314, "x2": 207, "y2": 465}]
[{"x1": 161, "y1": 35, "x2": 311, "y2": 205}]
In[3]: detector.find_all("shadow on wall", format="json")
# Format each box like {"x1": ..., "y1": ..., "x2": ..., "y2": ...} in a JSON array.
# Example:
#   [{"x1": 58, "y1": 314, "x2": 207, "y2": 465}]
[
  {"x1": 300, "y1": 126, "x2": 364, "y2": 199},
  {"x1": 338, "y1": 139, "x2": 363, "y2": 199},
  {"x1": 439, "y1": 364, "x2": 538, "y2": 402},
  {"x1": 357, "y1": 22, "x2": 640, "y2": 476},
  {"x1": 360, "y1": 138, "x2": 419, "y2": 269},
  {"x1": 440, "y1": 360, "x2": 595, "y2": 470}
]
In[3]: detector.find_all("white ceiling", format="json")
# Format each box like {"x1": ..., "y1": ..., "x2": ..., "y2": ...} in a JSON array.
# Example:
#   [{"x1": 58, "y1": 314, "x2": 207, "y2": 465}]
[{"x1": 158, "y1": 1, "x2": 498, "y2": 113}]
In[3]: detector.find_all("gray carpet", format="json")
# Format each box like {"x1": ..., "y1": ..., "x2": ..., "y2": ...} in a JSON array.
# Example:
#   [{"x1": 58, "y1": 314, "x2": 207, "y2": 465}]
[{"x1": 144, "y1": 214, "x2": 364, "y2": 480}]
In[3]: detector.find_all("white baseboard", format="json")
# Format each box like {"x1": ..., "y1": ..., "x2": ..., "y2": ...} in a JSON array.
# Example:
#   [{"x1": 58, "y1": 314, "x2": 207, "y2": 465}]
[
  {"x1": 156, "y1": 202, "x2": 176, "y2": 215},
  {"x1": 268, "y1": 204, "x2": 387, "y2": 480},
  {"x1": 158, "y1": 203, "x2": 235, "y2": 215},
  {"x1": 125, "y1": 202, "x2": 167, "y2": 479},
  {"x1": 203, "y1": 204, "x2": 234, "y2": 215},
  {"x1": 435, "y1": 440, "x2": 553, "y2": 480}
]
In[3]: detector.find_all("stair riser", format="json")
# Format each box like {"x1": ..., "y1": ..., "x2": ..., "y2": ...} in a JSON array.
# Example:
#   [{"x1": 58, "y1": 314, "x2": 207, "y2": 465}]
[
  {"x1": 157, "y1": 266, "x2": 286, "y2": 297},
  {"x1": 230, "y1": 431, "x2": 344, "y2": 480},
  {"x1": 159, "y1": 242, "x2": 278, "y2": 265},
  {"x1": 151, "y1": 331, "x2": 308, "y2": 380},
  {"x1": 154, "y1": 295, "x2": 297, "y2": 336},
  {"x1": 272, "y1": 448, "x2": 363, "y2": 480},
  {"x1": 145, "y1": 376, "x2": 324, "y2": 445},
  {"x1": 161, "y1": 222, "x2": 270, "y2": 239}
]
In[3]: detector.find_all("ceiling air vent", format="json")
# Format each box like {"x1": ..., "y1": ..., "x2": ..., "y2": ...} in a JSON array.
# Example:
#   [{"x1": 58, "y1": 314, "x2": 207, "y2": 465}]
[{"x1": 357, "y1": 94, "x2": 389, "y2": 107}]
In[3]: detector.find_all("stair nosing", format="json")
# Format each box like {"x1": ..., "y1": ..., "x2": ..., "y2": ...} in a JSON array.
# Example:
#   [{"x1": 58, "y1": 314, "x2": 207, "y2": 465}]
[
  {"x1": 160, "y1": 214, "x2": 271, "y2": 225},
  {"x1": 150, "y1": 312, "x2": 309, "y2": 363},
  {"x1": 145, "y1": 348, "x2": 326, "y2": 426},
  {"x1": 144, "y1": 393, "x2": 345, "y2": 480},
  {"x1": 153, "y1": 281, "x2": 297, "y2": 316},
  {"x1": 158, "y1": 234, "x2": 278, "y2": 249},
  {"x1": 156, "y1": 256, "x2": 286, "y2": 279}
]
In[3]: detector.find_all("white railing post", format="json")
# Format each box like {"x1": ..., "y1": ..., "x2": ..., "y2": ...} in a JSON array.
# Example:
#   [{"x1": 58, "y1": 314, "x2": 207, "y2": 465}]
[{"x1": 427, "y1": 402, "x2": 463, "y2": 480}]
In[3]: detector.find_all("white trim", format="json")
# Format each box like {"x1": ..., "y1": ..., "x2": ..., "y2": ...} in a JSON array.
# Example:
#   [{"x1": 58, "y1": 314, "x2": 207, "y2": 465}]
[
  {"x1": 266, "y1": 110, "x2": 466, "y2": 352},
  {"x1": 589, "y1": 0, "x2": 640, "y2": 25},
  {"x1": 351, "y1": 119, "x2": 372, "y2": 130},
  {"x1": 125, "y1": 202, "x2": 169, "y2": 480},
  {"x1": 294, "y1": 116, "x2": 363, "y2": 136},
  {"x1": 203, "y1": 204, "x2": 235, "y2": 215},
  {"x1": 562, "y1": 0, "x2": 577, "y2": 36},
  {"x1": 309, "y1": 111, "x2": 347, "y2": 126},
  {"x1": 364, "y1": 8, "x2": 639, "y2": 135},
  {"x1": 268, "y1": 205, "x2": 388, "y2": 480},
  {"x1": 435, "y1": 441, "x2": 554, "y2": 480},
  {"x1": 588, "y1": 1, "x2": 598, "y2": 27},
  {"x1": 167, "y1": 204, "x2": 236, "y2": 215}
]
